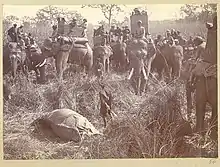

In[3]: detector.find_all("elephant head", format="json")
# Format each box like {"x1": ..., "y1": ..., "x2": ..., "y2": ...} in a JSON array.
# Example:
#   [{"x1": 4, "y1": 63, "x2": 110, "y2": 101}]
[
  {"x1": 111, "y1": 42, "x2": 128, "y2": 72},
  {"x1": 25, "y1": 44, "x2": 47, "y2": 83},
  {"x1": 5, "y1": 42, "x2": 27, "y2": 79},
  {"x1": 93, "y1": 45, "x2": 113, "y2": 76},
  {"x1": 127, "y1": 39, "x2": 154, "y2": 95},
  {"x1": 42, "y1": 36, "x2": 73, "y2": 80}
]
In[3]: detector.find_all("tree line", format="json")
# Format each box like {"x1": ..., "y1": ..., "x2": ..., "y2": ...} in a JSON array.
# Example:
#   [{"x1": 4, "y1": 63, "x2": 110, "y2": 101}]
[{"x1": 3, "y1": 4, "x2": 217, "y2": 45}]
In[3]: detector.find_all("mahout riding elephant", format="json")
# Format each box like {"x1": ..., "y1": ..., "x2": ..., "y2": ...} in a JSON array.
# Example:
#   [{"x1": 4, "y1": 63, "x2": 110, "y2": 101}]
[
  {"x1": 25, "y1": 44, "x2": 47, "y2": 84},
  {"x1": 186, "y1": 16, "x2": 217, "y2": 140},
  {"x1": 42, "y1": 36, "x2": 93, "y2": 80},
  {"x1": 110, "y1": 41, "x2": 128, "y2": 72},
  {"x1": 126, "y1": 39, "x2": 156, "y2": 95},
  {"x1": 3, "y1": 42, "x2": 28, "y2": 80}
]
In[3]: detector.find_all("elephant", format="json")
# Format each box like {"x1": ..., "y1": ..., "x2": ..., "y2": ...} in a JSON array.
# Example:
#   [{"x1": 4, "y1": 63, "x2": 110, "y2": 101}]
[
  {"x1": 3, "y1": 42, "x2": 28, "y2": 81},
  {"x1": 186, "y1": 16, "x2": 217, "y2": 140},
  {"x1": 67, "y1": 41, "x2": 93, "y2": 75},
  {"x1": 42, "y1": 36, "x2": 93, "y2": 80},
  {"x1": 93, "y1": 44, "x2": 113, "y2": 77},
  {"x1": 25, "y1": 44, "x2": 47, "y2": 84},
  {"x1": 159, "y1": 43, "x2": 184, "y2": 81},
  {"x1": 150, "y1": 48, "x2": 170, "y2": 81},
  {"x1": 110, "y1": 41, "x2": 128, "y2": 72},
  {"x1": 3, "y1": 82, "x2": 11, "y2": 101},
  {"x1": 126, "y1": 39, "x2": 156, "y2": 95}
]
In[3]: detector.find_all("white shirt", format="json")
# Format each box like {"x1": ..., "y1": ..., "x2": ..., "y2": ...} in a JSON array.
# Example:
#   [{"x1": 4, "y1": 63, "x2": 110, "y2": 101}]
[{"x1": 135, "y1": 26, "x2": 145, "y2": 38}]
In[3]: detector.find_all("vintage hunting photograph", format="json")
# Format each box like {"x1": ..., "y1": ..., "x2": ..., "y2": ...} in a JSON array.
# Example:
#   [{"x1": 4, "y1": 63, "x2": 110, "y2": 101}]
[{"x1": 2, "y1": 4, "x2": 218, "y2": 159}]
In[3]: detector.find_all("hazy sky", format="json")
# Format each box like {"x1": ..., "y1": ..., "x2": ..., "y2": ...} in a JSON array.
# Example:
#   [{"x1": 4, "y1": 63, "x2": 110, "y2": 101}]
[{"x1": 3, "y1": 4, "x2": 183, "y2": 24}]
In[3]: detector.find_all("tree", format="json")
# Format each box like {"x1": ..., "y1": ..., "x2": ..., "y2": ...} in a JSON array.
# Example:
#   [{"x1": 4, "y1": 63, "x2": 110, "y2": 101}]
[
  {"x1": 180, "y1": 4, "x2": 217, "y2": 22},
  {"x1": 35, "y1": 5, "x2": 84, "y2": 25},
  {"x1": 3, "y1": 15, "x2": 19, "y2": 29},
  {"x1": 81, "y1": 4, "x2": 124, "y2": 29}
]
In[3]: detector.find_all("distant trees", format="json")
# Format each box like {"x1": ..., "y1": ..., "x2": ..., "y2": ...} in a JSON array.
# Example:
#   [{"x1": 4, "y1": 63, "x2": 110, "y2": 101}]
[
  {"x1": 82, "y1": 4, "x2": 124, "y2": 29},
  {"x1": 180, "y1": 4, "x2": 217, "y2": 22},
  {"x1": 3, "y1": 5, "x2": 85, "y2": 45}
]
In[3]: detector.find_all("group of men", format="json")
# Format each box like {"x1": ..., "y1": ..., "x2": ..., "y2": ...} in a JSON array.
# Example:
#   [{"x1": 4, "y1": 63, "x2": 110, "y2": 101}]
[
  {"x1": 7, "y1": 23, "x2": 36, "y2": 50},
  {"x1": 109, "y1": 25, "x2": 131, "y2": 42},
  {"x1": 153, "y1": 28, "x2": 199, "y2": 51},
  {"x1": 51, "y1": 17, "x2": 88, "y2": 38}
]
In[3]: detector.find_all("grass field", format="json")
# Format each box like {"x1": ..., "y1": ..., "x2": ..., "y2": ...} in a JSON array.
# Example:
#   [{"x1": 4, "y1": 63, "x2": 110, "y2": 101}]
[{"x1": 3, "y1": 20, "x2": 218, "y2": 159}]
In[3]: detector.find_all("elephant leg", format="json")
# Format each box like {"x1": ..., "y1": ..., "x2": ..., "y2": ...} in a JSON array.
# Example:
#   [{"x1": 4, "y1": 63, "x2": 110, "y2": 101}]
[
  {"x1": 157, "y1": 68, "x2": 163, "y2": 81},
  {"x1": 34, "y1": 68, "x2": 40, "y2": 81},
  {"x1": 207, "y1": 77, "x2": 217, "y2": 140},
  {"x1": 103, "y1": 116, "x2": 107, "y2": 128},
  {"x1": 186, "y1": 81, "x2": 193, "y2": 122},
  {"x1": 195, "y1": 77, "x2": 207, "y2": 133},
  {"x1": 21, "y1": 64, "x2": 29, "y2": 78},
  {"x1": 173, "y1": 58, "x2": 181, "y2": 79},
  {"x1": 61, "y1": 52, "x2": 69, "y2": 78},
  {"x1": 140, "y1": 75, "x2": 147, "y2": 96},
  {"x1": 11, "y1": 56, "x2": 17, "y2": 79},
  {"x1": 102, "y1": 58, "x2": 106, "y2": 74},
  {"x1": 39, "y1": 65, "x2": 46, "y2": 84},
  {"x1": 106, "y1": 58, "x2": 110, "y2": 73},
  {"x1": 130, "y1": 76, "x2": 137, "y2": 95},
  {"x1": 55, "y1": 56, "x2": 63, "y2": 80},
  {"x1": 136, "y1": 75, "x2": 141, "y2": 96}
]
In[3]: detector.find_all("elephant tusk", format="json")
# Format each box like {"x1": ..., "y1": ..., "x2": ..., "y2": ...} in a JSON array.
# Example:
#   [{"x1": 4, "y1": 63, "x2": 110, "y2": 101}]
[
  {"x1": 44, "y1": 46, "x2": 52, "y2": 51},
  {"x1": 39, "y1": 59, "x2": 47, "y2": 68},
  {"x1": 128, "y1": 68, "x2": 134, "y2": 80},
  {"x1": 142, "y1": 67, "x2": 148, "y2": 80},
  {"x1": 35, "y1": 59, "x2": 47, "y2": 68}
]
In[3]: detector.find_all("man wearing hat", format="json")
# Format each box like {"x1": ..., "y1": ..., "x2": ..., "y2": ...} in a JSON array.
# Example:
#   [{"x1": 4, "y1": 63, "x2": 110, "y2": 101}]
[
  {"x1": 51, "y1": 25, "x2": 58, "y2": 39},
  {"x1": 187, "y1": 36, "x2": 194, "y2": 47},
  {"x1": 70, "y1": 17, "x2": 77, "y2": 29},
  {"x1": 79, "y1": 18, "x2": 88, "y2": 38},
  {"x1": 122, "y1": 25, "x2": 130, "y2": 42},
  {"x1": 165, "y1": 30, "x2": 174, "y2": 46},
  {"x1": 109, "y1": 25, "x2": 116, "y2": 42},
  {"x1": 193, "y1": 36, "x2": 206, "y2": 60},
  {"x1": 17, "y1": 25, "x2": 24, "y2": 37},
  {"x1": 7, "y1": 23, "x2": 18, "y2": 42}
]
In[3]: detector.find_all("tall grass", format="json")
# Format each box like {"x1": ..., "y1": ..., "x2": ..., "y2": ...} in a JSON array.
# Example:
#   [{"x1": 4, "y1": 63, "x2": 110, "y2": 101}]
[{"x1": 3, "y1": 20, "x2": 217, "y2": 159}]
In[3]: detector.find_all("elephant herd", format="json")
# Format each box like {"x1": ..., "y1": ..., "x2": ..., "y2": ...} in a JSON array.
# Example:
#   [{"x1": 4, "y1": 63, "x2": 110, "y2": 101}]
[{"x1": 3, "y1": 19, "x2": 218, "y2": 141}]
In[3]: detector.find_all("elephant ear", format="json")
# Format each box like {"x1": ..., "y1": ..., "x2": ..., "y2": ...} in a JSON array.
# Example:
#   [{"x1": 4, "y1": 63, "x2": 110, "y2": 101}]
[
  {"x1": 51, "y1": 42, "x2": 61, "y2": 52},
  {"x1": 8, "y1": 42, "x2": 20, "y2": 53}
]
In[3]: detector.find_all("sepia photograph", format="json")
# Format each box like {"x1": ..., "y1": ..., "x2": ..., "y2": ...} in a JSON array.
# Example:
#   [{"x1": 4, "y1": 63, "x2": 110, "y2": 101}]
[{"x1": 2, "y1": 3, "x2": 218, "y2": 160}]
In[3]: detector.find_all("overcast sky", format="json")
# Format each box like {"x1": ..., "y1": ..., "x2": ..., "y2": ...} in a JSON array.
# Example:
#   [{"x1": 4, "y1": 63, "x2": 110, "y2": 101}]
[{"x1": 3, "y1": 4, "x2": 184, "y2": 24}]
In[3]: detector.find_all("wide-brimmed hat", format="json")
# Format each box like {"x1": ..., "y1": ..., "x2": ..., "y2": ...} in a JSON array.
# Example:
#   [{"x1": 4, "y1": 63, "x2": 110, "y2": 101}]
[{"x1": 193, "y1": 36, "x2": 204, "y2": 44}]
